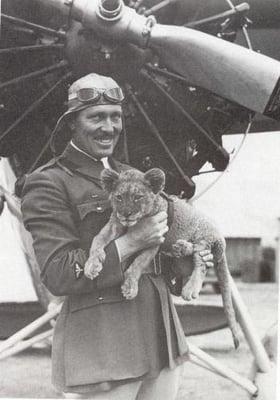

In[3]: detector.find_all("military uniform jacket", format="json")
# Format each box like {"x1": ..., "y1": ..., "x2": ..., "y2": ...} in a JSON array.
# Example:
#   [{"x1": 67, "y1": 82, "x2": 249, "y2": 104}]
[{"x1": 21, "y1": 144, "x2": 189, "y2": 394}]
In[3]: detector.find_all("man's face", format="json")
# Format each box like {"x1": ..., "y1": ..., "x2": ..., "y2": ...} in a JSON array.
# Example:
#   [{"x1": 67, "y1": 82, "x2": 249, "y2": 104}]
[{"x1": 71, "y1": 104, "x2": 123, "y2": 159}]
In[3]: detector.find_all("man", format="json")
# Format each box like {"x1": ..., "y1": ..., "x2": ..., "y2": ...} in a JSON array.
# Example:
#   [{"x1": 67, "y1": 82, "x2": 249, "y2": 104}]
[{"x1": 21, "y1": 73, "x2": 213, "y2": 399}]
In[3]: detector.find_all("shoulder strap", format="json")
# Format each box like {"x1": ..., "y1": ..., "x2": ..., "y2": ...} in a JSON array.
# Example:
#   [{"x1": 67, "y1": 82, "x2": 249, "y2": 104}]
[
  {"x1": 160, "y1": 191, "x2": 174, "y2": 228},
  {"x1": 56, "y1": 158, "x2": 104, "y2": 189}
]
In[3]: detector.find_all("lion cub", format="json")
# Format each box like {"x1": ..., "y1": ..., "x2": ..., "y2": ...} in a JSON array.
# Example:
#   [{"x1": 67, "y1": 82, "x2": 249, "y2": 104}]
[{"x1": 84, "y1": 168, "x2": 239, "y2": 348}]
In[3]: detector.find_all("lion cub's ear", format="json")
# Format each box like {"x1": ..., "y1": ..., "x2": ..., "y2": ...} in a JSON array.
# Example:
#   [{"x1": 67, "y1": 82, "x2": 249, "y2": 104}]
[
  {"x1": 101, "y1": 169, "x2": 120, "y2": 193},
  {"x1": 144, "y1": 168, "x2": 165, "y2": 194}
]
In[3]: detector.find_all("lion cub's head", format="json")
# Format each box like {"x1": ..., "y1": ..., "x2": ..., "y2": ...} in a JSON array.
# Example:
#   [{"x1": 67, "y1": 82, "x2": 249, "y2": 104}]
[{"x1": 101, "y1": 168, "x2": 165, "y2": 227}]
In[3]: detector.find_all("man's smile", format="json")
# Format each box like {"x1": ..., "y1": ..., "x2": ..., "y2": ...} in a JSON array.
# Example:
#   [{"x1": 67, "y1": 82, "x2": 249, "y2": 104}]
[
  {"x1": 97, "y1": 138, "x2": 112, "y2": 143},
  {"x1": 94, "y1": 136, "x2": 114, "y2": 143},
  {"x1": 93, "y1": 135, "x2": 115, "y2": 148}
]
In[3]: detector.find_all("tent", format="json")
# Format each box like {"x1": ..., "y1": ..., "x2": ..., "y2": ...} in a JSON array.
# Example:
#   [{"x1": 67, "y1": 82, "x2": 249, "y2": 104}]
[
  {"x1": 0, "y1": 158, "x2": 47, "y2": 338},
  {"x1": 0, "y1": 158, "x2": 37, "y2": 304}
]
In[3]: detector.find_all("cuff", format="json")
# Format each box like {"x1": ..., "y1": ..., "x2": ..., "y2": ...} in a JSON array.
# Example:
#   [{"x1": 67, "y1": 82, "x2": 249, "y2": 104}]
[
  {"x1": 96, "y1": 241, "x2": 124, "y2": 290},
  {"x1": 114, "y1": 239, "x2": 122, "y2": 262}
]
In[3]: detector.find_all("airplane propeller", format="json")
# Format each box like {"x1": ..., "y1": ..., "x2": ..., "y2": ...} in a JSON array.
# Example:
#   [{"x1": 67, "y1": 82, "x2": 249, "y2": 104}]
[{"x1": 48, "y1": 0, "x2": 280, "y2": 119}]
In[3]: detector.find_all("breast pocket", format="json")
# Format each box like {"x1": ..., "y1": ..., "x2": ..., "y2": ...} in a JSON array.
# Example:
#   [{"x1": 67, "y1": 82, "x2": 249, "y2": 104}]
[
  {"x1": 76, "y1": 197, "x2": 112, "y2": 249},
  {"x1": 76, "y1": 197, "x2": 111, "y2": 219}
]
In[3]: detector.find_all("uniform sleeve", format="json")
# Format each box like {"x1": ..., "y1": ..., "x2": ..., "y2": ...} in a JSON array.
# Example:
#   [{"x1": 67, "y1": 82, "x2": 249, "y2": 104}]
[{"x1": 21, "y1": 170, "x2": 124, "y2": 296}]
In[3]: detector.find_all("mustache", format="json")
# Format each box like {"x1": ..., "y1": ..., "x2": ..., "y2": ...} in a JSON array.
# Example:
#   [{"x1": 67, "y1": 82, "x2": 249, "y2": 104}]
[{"x1": 94, "y1": 131, "x2": 118, "y2": 140}]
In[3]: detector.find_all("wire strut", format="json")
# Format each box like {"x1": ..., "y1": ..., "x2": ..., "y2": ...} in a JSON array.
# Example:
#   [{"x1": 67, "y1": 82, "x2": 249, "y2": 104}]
[
  {"x1": 141, "y1": 68, "x2": 227, "y2": 157},
  {"x1": 1, "y1": 13, "x2": 66, "y2": 39},
  {"x1": 0, "y1": 60, "x2": 68, "y2": 91},
  {"x1": 125, "y1": 83, "x2": 195, "y2": 197},
  {"x1": 185, "y1": 3, "x2": 249, "y2": 28},
  {"x1": 0, "y1": 44, "x2": 64, "y2": 55},
  {"x1": 0, "y1": 72, "x2": 72, "y2": 143}
]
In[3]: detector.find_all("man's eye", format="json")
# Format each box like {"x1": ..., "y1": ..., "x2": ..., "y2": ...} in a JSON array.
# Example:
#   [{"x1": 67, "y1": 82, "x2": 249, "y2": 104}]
[
  {"x1": 111, "y1": 114, "x2": 121, "y2": 122},
  {"x1": 87, "y1": 113, "x2": 103, "y2": 120},
  {"x1": 115, "y1": 195, "x2": 122, "y2": 202},
  {"x1": 89, "y1": 115, "x2": 101, "y2": 121}
]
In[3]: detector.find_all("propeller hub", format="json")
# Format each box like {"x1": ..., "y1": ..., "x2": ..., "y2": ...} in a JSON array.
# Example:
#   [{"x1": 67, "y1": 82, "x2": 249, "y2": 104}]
[{"x1": 98, "y1": 0, "x2": 123, "y2": 21}]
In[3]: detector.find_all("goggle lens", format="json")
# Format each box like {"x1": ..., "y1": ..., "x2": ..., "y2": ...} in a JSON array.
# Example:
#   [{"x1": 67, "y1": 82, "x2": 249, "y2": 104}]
[
  {"x1": 76, "y1": 87, "x2": 124, "y2": 103},
  {"x1": 77, "y1": 88, "x2": 100, "y2": 102},
  {"x1": 104, "y1": 87, "x2": 125, "y2": 103}
]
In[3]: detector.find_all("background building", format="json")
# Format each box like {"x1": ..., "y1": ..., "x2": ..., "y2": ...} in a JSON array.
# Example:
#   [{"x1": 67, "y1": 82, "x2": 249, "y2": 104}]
[{"x1": 194, "y1": 131, "x2": 280, "y2": 280}]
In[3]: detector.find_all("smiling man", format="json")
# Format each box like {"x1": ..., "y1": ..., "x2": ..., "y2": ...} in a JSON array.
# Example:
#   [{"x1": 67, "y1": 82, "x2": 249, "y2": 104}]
[
  {"x1": 21, "y1": 73, "x2": 213, "y2": 400},
  {"x1": 70, "y1": 104, "x2": 122, "y2": 159}
]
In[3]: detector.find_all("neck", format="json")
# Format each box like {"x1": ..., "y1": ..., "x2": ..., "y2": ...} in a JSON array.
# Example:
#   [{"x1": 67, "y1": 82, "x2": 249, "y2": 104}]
[{"x1": 70, "y1": 140, "x2": 99, "y2": 162}]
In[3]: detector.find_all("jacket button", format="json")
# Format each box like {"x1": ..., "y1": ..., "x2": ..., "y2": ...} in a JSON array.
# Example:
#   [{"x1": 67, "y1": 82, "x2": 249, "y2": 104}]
[
  {"x1": 98, "y1": 296, "x2": 104, "y2": 301},
  {"x1": 96, "y1": 206, "x2": 103, "y2": 212}
]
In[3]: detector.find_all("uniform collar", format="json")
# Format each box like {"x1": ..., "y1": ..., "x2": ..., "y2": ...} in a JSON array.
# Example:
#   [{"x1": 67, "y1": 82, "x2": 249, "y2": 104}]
[
  {"x1": 70, "y1": 140, "x2": 99, "y2": 162},
  {"x1": 59, "y1": 142, "x2": 122, "y2": 180}
]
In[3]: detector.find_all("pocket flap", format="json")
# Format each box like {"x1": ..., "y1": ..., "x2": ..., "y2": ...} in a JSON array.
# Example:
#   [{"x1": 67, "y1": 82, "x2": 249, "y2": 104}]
[
  {"x1": 76, "y1": 198, "x2": 111, "y2": 219},
  {"x1": 69, "y1": 286, "x2": 124, "y2": 312}
]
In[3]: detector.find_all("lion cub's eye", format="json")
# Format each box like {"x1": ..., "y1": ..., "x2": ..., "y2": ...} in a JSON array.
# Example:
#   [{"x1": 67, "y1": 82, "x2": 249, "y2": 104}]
[
  {"x1": 134, "y1": 194, "x2": 144, "y2": 201},
  {"x1": 115, "y1": 194, "x2": 123, "y2": 202}
]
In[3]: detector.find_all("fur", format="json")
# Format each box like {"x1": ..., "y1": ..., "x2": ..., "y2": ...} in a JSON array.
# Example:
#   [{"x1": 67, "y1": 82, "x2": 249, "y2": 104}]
[{"x1": 84, "y1": 168, "x2": 240, "y2": 348}]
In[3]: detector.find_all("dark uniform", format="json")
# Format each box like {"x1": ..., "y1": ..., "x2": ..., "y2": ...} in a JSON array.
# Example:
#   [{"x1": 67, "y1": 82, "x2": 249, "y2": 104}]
[{"x1": 21, "y1": 143, "x2": 189, "y2": 394}]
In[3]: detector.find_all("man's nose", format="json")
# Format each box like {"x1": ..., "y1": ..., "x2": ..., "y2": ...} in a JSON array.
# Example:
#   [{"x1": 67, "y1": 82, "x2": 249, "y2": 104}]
[{"x1": 101, "y1": 118, "x2": 114, "y2": 133}]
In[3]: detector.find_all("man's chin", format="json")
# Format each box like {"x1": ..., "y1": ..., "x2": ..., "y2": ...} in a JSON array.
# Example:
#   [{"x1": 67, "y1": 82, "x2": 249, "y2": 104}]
[
  {"x1": 92, "y1": 147, "x2": 114, "y2": 159},
  {"x1": 89, "y1": 139, "x2": 114, "y2": 156}
]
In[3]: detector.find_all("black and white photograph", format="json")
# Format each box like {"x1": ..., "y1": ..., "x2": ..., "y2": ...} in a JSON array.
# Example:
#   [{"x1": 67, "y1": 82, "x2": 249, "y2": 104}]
[{"x1": 0, "y1": 0, "x2": 279, "y2": 399}]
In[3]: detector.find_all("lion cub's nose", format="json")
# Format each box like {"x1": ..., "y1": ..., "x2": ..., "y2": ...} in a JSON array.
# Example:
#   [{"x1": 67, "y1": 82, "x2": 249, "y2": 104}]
[{"x1": 123, "y1": 210, "x2": 133, "y2": 218}]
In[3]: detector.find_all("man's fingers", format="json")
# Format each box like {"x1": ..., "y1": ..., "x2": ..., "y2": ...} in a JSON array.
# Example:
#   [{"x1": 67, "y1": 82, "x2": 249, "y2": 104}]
[
  {"x1": 206, "y1": 261, "x2": 214, "y2": 268},
  {"x1": 199, "y1": 249, "x2": 212, "y2": 257},
  {"x1": 199, "y1": 250, "x2": 214, "y2": 268},
  {"x1": 157, "y1": 223, "x2": 169, "y2": 239},
  {"x1": 157, "y1": 219, "x2": 168, "y2": 230},
  {"x1": 200, "y1": 254, "x2": 213, "y2": 262},
  {"x1": 152, "y1": 211, "x2": 168, "y2": 223}
]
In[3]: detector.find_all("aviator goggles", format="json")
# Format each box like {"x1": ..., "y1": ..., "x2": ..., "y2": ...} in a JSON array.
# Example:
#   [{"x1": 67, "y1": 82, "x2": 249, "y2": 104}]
[{"x1": 69, "y1": 87, "x2": 125, "y2": 104}]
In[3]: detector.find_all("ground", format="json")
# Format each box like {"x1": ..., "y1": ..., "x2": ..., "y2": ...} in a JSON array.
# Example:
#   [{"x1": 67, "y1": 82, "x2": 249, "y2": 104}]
[{"x1": 0, "y1": 282, "x2": 278, "y2": 399}]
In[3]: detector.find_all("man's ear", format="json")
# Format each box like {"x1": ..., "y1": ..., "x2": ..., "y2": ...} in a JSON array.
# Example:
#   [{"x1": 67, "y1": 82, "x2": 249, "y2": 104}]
[
  {"x1": 144, "y1": 168, "x2": 165, "y2": 194},
  {"x1": 66, "y1": 114, "x2": 76, "y2": 131},
  {"x1": 101, "y1": 169, "x2": 120, "y2": 193}
]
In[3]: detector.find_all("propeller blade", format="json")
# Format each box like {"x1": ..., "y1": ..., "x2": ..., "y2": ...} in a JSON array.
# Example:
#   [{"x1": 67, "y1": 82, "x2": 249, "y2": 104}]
[{"x1": 149, "y1": 24, "x2": 280, "y2": 117}]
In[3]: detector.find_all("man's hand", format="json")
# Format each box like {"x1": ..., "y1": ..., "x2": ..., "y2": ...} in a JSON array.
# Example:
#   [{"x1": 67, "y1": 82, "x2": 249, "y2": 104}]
[
  {"x1": 128, "y1": 211, "x2": 169, "y2": 247},
  {"x1": 115, "y1": 211, "x2": 168, "y2": 262},
  {"x1": 181, "y1": 247, "x2": 214, "y2": 301},
  {"x1": 199, "y1": 249, "x2": 214, "y2": 269}
]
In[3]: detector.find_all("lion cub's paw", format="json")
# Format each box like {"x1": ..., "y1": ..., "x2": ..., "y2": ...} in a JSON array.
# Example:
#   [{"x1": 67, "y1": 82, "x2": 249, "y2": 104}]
[
  {"x1": 172, "y1": 239, "x2": 194, "y2": 258},
  {"x1": 181, "y1": 268, "x2": 206, "y2": 301},
  {"x1": 121, "y1": 270, "x2": 139, "y2": 300},
  {"x1": 84, "y1": 249, "x2": 105, "y2": 280}
]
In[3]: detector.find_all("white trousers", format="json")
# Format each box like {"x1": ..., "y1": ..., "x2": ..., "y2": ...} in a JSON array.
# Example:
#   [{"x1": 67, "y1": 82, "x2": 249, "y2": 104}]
[{"x1": 63, "y1": 365, "x2": 183, "y2": 400}]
